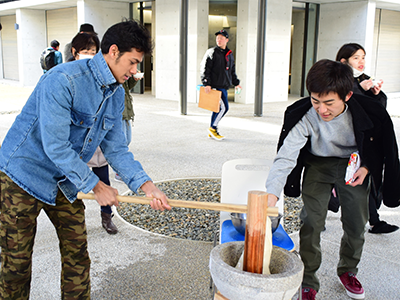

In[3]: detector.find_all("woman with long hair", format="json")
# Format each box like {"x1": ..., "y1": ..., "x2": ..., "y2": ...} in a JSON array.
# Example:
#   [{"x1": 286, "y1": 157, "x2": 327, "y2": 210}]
[{"x1": 329, "y1": 43, "x2": 397, "y2": 234}]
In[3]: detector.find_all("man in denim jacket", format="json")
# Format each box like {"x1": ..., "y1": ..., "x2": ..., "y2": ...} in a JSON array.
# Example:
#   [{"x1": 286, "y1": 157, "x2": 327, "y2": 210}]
[{"x1": 0, "y1": 20, "x2": 170, "y2": 299}]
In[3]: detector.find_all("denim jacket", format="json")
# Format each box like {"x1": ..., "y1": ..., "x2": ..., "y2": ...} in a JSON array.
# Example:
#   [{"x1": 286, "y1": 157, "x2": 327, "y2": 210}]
[{"x1": 0, "y1": 52, "x2": 151, "y2": 205}]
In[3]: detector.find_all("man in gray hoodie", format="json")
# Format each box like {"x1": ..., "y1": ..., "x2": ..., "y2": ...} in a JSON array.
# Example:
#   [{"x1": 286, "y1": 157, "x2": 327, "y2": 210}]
[{"x1": 265, "y1": 59, "x2": 400, "y2": 300}]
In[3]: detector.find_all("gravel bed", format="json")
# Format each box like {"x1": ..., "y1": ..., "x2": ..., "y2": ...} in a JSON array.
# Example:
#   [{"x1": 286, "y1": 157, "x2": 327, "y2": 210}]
[{"x1": 117, "y1": 178, "x2": 303, "y2": 242}]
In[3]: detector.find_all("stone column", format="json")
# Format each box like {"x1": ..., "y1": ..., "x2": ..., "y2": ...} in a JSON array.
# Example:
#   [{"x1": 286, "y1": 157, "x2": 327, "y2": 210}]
[
  {"x1": 188, "y1": 0, "x2": 208, "y2": 103},
  {"x1": 236, "y1": 0, "x2": 292, "y2": 104},
  {"x1": 154, "y1": 0, "x2": 180, "y2": 101},
  {"x1": 16, "y1": 8, "x2": 46, "y2": 86},
  {"x1": 317, "y1": 1, "x2": 376, "y2": 74}
]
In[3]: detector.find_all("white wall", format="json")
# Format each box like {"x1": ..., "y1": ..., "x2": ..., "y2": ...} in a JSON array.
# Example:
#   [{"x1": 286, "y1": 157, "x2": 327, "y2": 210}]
[
  {"x1": 372, "y1": 9, "x2": 400, "y2": 93},
  {"x1": 77, "y1": 0, "x2": 130, "y2": 39},
  {"x1": 236, "y1": 0, "x2": 257, "y2": 104},
  {"x1": 1, "y1": 15, "x2": 19, "y2": 81},
  {"x1": 317, "y1": 1, "x2": 376, "y2": 72},
  {"x1": 46, "y1": 7, "x2": 77, "y2": 62},
  {"x1": 16, "y1": 8, "x2": 46, "y2": 86},
  {"x1": 232, "y1": 0, "x2": 292, "y2": 104},
  {"x1": 154, "y1": 0, "x2": 180, "y2": 101},
  {"x1": 263, "y1": 0, "x2": 292, "y2": 103},
  {"x1": 188, "y1": 0, "x2": 208, "y2": 103}
]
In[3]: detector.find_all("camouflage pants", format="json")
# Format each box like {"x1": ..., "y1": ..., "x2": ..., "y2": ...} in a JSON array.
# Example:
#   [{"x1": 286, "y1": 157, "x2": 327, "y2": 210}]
[{"x1": 0, "y1": 172, "x2": 91, "y2": 299}]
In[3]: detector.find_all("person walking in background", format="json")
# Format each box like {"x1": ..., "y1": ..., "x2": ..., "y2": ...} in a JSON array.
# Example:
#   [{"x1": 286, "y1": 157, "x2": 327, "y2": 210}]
[
  {"x1": 328, "y1": 43, "x2": 398, "y2": 234},
  {"x1": 50, "y1": 40, "x2": 63, "y2": 65},
  {"x1": 0, "y1": 20, "x2": 170, "y2": 299},
  {"x1": 41, "y1": 40, "x2": 63, "y2": 73},
  {"x1": 200, "y1": 29, "x2": 241, "y2": 141},
  {"x1": 64, "y1": 23, "x2": 97, "y2": 62},
  {"x1": 265, "y1": 59, "x2": 400, "y2": 300}
]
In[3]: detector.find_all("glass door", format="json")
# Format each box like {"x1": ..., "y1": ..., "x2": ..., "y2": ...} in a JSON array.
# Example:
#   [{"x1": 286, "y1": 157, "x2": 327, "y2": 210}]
[
  {"x1": 300, "y1": 3, "x2": 319, "y2": 96},
  {"x1": 290, "y1": 2, "x2": 319, "y2": 97},
  {"x1": 130, "y1": 1, "x2": 153, "y2": 94}
]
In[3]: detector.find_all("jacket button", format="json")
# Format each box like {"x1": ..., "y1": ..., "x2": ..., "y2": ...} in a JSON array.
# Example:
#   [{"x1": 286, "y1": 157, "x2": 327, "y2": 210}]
[
  {"x1": 89, "y1": 139, "x2": 92, "y2": 142},
  {"x1": 370, "y1": 137, "x2": 374, "y2": 141},
  {"x1": 80, "y1": 121, "x2": 83, "y2": 125},
  {"x1": 80, "y1": 156, "x2": 82, "y2": 159}
]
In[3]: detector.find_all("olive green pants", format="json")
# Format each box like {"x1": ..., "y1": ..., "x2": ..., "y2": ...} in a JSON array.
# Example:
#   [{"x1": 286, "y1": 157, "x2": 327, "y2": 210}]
[
  {"x1": 0, "y1": 172, "x2": 90, "y2": 300},
  {"x1": 300, "y1": 154, "x2": 369, "y2": 292}
]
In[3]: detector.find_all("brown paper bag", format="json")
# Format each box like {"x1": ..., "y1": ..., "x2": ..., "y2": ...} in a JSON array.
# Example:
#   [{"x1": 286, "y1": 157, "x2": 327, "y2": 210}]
[{"x1": 198, "y1": 87, "x2": 221, "y2": 113}]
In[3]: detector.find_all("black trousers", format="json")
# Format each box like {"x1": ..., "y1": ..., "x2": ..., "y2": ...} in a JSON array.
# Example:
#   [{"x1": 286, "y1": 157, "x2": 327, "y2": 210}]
[{"x1": 92, "y1": 165, "x2": 112, "y2": 214}]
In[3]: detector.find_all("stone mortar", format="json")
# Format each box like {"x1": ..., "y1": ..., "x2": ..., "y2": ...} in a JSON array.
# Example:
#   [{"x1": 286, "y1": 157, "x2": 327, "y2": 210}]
[{"x1": 209, "y1": 242, "x2": 304, "y2": 300}]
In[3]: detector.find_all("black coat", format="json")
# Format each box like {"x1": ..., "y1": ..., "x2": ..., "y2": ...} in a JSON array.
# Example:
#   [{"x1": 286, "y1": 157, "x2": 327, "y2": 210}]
[
  {"x1": 277, "y1": 94, "x2": 400, "y2": 208},
  {"x1": 200, "y1": 46, "x2": 240, "y2": 90},
  {"x1": 353, "y1": 74, "x2": 387, "y2": 108}
]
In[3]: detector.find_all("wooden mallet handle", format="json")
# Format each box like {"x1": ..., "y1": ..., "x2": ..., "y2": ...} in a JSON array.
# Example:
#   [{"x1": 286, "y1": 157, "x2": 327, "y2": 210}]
[{"x1": 77, "y1": 192, "x2": 279, "y2": 216}]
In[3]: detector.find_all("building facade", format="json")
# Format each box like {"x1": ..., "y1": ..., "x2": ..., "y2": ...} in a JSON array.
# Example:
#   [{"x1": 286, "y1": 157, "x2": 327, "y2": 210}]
[{"x1": 1, "y1": 0, "x2": 400, "y2": 108}]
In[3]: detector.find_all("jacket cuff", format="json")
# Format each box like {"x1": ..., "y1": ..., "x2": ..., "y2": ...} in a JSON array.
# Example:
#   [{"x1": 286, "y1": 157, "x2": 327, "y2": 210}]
[
  {"x1": 81, "y1": 171, "x2": 100, "y2": 193},
  {"x1": 128, "y1": 171, "x2": 152, "y2": 194}
]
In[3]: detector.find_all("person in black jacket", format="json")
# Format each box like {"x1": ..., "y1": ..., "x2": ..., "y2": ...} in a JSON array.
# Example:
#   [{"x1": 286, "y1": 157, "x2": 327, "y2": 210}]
[
  {"x1": 328, "y1": 43, "x2": 398, "y2": 234},
  {"x1": 200, "y1": 30, "x2": 241, "y2": 140},
  {"x1": 265, "y1": 60, "x2": 400, "y2": 300}
]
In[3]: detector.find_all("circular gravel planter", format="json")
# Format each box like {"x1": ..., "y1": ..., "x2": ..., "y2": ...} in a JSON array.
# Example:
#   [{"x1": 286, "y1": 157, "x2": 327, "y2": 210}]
[
  {"x1": 116, "y1": 178, "x2": 303, "y2": 242},
  {"x1": 117, "y1": 178, "x2": 221, "y2": 242}
]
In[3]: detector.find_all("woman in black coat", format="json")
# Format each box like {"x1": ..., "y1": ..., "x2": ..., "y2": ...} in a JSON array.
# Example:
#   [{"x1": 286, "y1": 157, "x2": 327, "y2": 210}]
[{"x1": 328, "y1": 43, "x2": 398, "y2": 234}]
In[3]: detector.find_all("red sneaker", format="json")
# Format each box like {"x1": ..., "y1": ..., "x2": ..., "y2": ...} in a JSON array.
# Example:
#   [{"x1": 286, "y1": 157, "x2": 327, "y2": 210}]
[
  {"x1": 339, "y1": 272, "x2": 365, "y2": 299},
  {"x1": 298, "y1": 287, "x2": 317, "y2": 300}
]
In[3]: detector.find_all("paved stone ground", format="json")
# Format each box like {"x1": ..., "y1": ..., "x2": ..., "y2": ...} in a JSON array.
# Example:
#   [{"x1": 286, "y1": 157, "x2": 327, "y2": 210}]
[{"x1": 1, "y1": 82, "x2": 400, "y2": 299}]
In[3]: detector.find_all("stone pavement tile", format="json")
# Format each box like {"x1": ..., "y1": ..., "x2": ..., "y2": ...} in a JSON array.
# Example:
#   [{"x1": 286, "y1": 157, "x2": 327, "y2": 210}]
[{"x1": 1, "y1": 84, "x2": 400, "y2": 299}]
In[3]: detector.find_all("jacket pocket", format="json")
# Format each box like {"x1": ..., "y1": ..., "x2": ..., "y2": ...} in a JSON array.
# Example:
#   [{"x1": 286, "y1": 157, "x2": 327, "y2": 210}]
[
  {"x1": 71, "y1": 110, "x2": 95, "y2": 128},
  {"x1": 102, "y1": 115, "x2": 115, "y2": 131},
  {"x1": 70, "y1": 110, "x2": 96, "y2": 145}
]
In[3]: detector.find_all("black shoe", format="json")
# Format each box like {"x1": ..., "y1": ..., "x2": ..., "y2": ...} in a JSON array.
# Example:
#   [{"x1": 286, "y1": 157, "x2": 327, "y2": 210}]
[
  {"x1": 101, "y1": 211, "x2": 118, "y2": 234},
  {"x1": 368, "y1": 220, "x2": 399, "y2": 234}
]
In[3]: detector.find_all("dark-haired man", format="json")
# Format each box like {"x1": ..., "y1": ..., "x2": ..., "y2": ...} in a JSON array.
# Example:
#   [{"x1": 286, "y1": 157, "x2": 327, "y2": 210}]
[
  {"x1": 265, "y1": 59, "x2": 400, "y2": 300},
  {"x1": 0, "y1": 20, "x2": 170, "y2": 299},
  {"x1": 200, "y1": 29, "x2": 241, "y2": 140}
]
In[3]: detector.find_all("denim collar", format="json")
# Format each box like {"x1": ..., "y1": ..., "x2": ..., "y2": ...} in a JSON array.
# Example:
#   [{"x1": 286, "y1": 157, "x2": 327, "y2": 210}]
[{"x1": 89, "y1": 52, "x2": 120, "y2": 91}]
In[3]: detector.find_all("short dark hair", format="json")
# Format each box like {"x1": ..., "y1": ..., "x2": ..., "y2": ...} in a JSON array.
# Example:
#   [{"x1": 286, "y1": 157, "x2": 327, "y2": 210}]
[
  {"x1": 306, "y1": 59, "x2": 353, "y2": 101},
  {"x1": 71, "y1": 32, "x2": 100, "y2": 55},
  {"x1": 50, "y1": 40, "x2": 60, "y2": 48},
  {"x1": 101, "y1": 19, "x2": 153, "y2": 55},
  {"x1": 336, "y1": 43, "x2": 365, "y2": 62}
]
